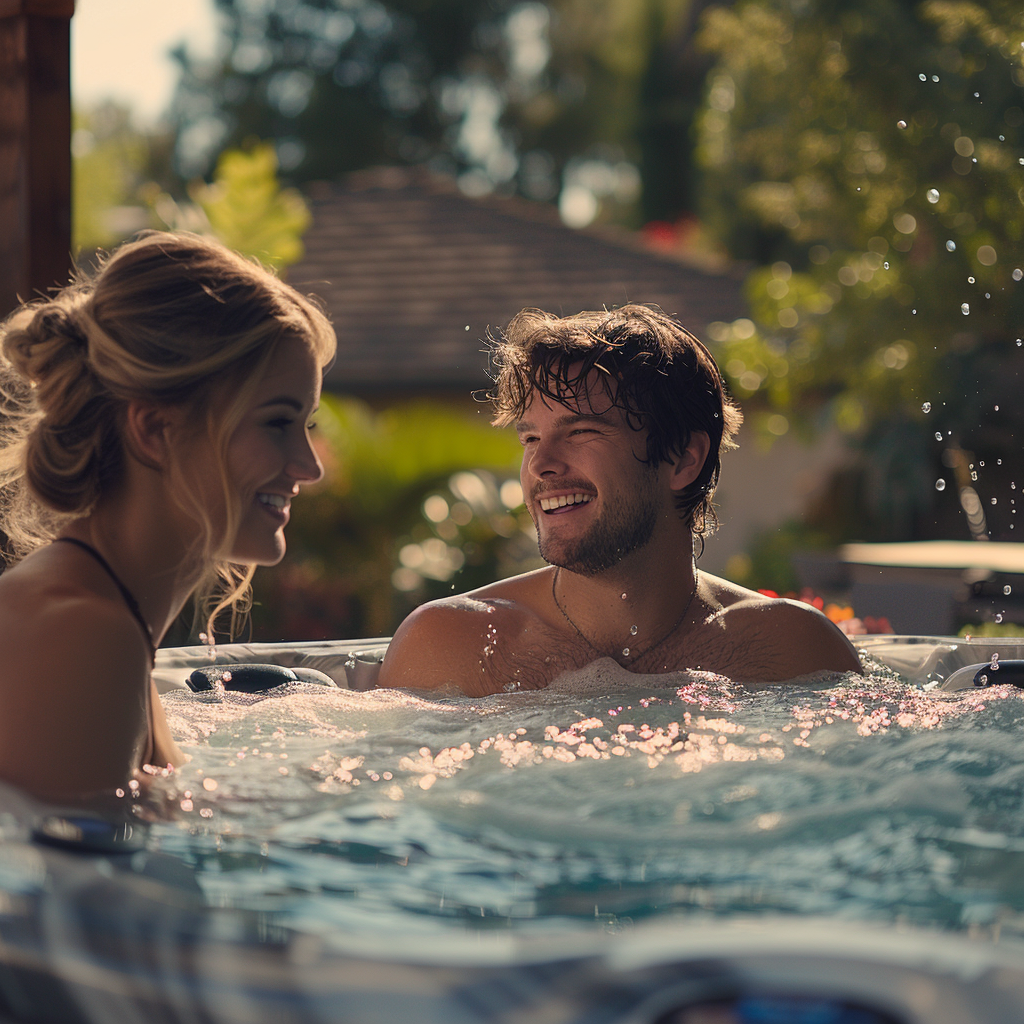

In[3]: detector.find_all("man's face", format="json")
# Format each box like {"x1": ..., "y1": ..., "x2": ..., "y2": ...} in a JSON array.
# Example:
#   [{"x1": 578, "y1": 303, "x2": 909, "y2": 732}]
[{"x1": 515, "y1": 375, "x2": 667, "y2": 576}]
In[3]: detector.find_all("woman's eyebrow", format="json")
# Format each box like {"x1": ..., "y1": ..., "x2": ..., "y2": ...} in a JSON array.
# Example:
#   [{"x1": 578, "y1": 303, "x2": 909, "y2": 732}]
[{"x1": 257, "y1": 397, "x2": 305, "y2": 411}]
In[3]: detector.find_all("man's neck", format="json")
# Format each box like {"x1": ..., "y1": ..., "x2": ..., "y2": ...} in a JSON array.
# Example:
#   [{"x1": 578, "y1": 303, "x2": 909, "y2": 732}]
[{"x1": 550, "y1": 537, "x2": 699, "y2": 663}]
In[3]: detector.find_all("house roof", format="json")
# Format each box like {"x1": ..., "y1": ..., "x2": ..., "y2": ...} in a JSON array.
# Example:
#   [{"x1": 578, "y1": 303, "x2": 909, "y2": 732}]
[{"x1": 290, "y1": 167, "x2": 747, "y2": 394}]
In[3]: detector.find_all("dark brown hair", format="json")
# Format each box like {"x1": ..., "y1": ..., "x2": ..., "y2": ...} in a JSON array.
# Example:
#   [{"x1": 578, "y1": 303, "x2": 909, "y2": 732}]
[{"x1": 488, "y1": 304, "x2": 742, "y2": 535}]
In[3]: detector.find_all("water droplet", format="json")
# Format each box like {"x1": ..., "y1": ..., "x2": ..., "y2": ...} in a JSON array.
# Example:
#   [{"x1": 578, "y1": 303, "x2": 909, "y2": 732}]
[
  {"x1": 919, "y1": 73, "x2": 927, "y2": 81},
  {"x1": 1014, "y1": 269, "x2": 1023, "y2": 281},
  {"x1": 932, "y1": 75, "x2": 939, "y2": 82},
  {"x1": 996, "y1": 613, "x2": 1004, "y2": 623},
  {"x1": 935, "y1": 478, "x2": 946, "y2": 491},
  {"x1": 971, "y1": 471, "x2": 978, "y2": 481},
  {"x1": 961, "y1": 303, "x2": 970, "y2": 315},
  {"x1": 630, "y1": 624, "x2": 638, "y2": 636},
  {"x1": 1017, "y1": 339, "x2": 1023, "y2": 347},
  {"x1": 883, "y1": 261, "x2": 889, "y2": 269},
  {"x1": 621, "y1": 593, "x2": 627, "y2": 600},
  {"x1": 464, "y1": 325, "x2": 470, "y2": 330},
  {"x1": 974, "y1": 92, "x2": 980, "y2": 98},
  {"x1": 922, "y1": 402, "x2": 932, "y2": 413},
  {"x1": 976, "y1": 674, "x2": 988, "y2": 686},
  {"x1": 995, "y1": 406, "x2": 999, "y2": 412},
  {"x1": 897, "y1": 120, "x2": 907, "y2": 129},
  {"x1": 934, "y1": 432, "x2": 943, "y2": 441},
  {"x1": 968, "y1": 276, "x2": 975, "y2": 284},
  {"x1": 991, "y1": 654, "x2": 1000, "y2": 670},
  {"x1": 991, "y1": 497, "x2": 998, "y2": 505},
  {"x1": 1004, "y1": 585, "x2": 1013, "y2": 596},
  {"x1": 946, "y1": 240, "x2": 956, "y2": 252},
  {"x1": 927, "y1": 188, "x2": 940, "y2": 203},
  {"x1": 622, "y1": 648, "x2": 630, "y2": 657}
]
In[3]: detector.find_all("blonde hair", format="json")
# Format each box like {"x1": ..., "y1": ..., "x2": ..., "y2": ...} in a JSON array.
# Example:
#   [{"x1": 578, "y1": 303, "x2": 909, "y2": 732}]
[{"x1": 0, "y1": 231, "x2": 336, "y2": 638}]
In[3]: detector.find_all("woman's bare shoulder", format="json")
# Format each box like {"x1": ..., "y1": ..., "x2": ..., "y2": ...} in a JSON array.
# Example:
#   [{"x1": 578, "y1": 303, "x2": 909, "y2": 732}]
[{"x1": 0, "y1": 569, "x2": 152, "y2": 799}]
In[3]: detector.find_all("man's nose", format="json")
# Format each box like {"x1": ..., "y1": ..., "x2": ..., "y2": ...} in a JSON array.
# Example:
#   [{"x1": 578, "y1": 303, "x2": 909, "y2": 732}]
[{"x1": 525, "y1": 436, "x2": 569, "y2": 477}]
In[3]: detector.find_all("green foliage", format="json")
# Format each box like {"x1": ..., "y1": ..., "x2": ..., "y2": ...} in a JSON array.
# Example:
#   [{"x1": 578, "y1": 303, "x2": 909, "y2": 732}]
[
  {"x1": 251, "y1": 396, "x2": 526, "y2": 639},
  {"x1": 168, "y1": 0, "x2": 706, "y2": 225},
  {"x1": 958, "y1": 621, "x2": 1024, "y2": 637},
  {"x1": 724, "y1": 518, "x2": 831, "y2": 595},
  {"x1": 696, "y1": 0, "x2": 1024, "y2": 538},
  {"x1": 191, "y1": 144, "x2": 311, "y2": 270},
  {"x1": 72, "y1": 103, "x2": 155, "y2": 250}
]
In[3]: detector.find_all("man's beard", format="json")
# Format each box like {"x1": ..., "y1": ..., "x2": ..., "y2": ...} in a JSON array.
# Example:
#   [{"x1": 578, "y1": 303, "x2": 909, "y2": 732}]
[{"x1": 536, "y1": 469, "x2": 661, "y2": 576}]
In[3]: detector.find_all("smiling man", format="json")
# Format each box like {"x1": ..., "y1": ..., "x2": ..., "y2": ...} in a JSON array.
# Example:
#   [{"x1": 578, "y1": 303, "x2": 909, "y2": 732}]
[{"x1": 377, "y1": 304, "x2": 860, "y2": 695}]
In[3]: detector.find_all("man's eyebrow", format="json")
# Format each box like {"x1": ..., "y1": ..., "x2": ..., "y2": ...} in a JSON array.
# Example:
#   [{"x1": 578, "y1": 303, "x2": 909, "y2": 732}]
[{"x1": 515, "y1": 412, "x2": 614, "y2": 432}]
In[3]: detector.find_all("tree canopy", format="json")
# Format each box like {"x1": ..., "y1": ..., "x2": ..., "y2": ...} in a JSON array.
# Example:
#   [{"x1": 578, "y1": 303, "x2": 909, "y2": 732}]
[
  {"x1": 696, "y1": 0, "x2": 1024, "y2": 538},
  {"x1": 168, "y1": 0, "x2": 707, "y2": 226}
]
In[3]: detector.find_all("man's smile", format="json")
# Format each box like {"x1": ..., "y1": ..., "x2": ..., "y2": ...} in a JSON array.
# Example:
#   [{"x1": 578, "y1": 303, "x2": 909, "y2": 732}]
[{"x1": 539, "y1": 492, "x2": 594, "y2": 513}]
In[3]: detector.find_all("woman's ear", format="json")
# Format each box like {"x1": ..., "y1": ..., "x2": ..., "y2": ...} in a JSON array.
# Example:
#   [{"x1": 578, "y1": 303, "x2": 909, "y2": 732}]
[
  {"x1": 667, "y1": 431, "x2": 711, "y2": 492},
  {"x1": 123, "y1": 401, "x2": 182, "y2": 471}
]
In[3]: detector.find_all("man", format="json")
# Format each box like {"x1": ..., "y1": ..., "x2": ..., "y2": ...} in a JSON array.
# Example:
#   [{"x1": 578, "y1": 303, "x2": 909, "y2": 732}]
[{"x1": 378, "y1": 304, "x2": 860, "y2": 695}]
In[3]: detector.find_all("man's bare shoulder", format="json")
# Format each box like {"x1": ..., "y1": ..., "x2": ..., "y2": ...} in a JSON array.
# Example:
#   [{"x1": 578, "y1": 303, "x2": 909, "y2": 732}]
[
  {"x1": 696, "y1": 573, "x2": 862, "y2": 682},
  {"x1": 377, "y1": 568, "x2": 554, "y2": 694}
]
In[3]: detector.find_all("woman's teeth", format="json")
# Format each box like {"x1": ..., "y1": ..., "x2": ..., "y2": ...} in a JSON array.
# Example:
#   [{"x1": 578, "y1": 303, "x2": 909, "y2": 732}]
[
  {"x1": 258, "y1": 493, "x2": 288, "y2": 509},
  {"x1": 539, "y1": 493, "x2": 592, "y2": 512}
]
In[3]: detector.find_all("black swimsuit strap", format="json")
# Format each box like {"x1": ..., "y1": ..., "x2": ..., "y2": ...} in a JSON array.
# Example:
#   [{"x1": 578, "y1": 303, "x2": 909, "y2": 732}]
[{"x1": 54, "y1": 537, "x2": 156, "y2": 666}]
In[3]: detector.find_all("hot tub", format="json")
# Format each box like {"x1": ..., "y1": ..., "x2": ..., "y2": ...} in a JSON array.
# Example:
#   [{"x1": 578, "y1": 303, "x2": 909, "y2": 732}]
[{"x1": 0, "y1": 634, "x2": 1021, "y2": 1023}]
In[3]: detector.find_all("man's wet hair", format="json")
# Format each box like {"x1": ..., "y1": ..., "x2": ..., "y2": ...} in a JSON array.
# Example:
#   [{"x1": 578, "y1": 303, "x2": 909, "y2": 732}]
[{"x1": 488, "y1": 303, "x2": 743, "y2": 537}]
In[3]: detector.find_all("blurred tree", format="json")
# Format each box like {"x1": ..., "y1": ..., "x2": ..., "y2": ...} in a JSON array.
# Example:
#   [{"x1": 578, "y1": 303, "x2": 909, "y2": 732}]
[
  {"x1": 72, "y1": 103, "x2": 155, "y2": 250},
  {"x1": 250, "y1": 395, "x2": 528, "y2": 640},
  {"x1": 145, "y1": 141, "x2": 311, "y2": 271},
  {"x1": 167, "y1": 0, "x2": 714, "y2": 228},
  {"x1": 696, "y1": 0, "x2": 1024, "y2": 539}
]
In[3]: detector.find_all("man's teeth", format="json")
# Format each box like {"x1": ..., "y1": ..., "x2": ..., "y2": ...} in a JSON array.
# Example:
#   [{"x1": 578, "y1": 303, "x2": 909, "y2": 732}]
[
  {"x1": 258, "y1": 493, "x2": 288, "y2": 509},
  {"x1": 539, "y1": 493, "x2": 592, "y2": 512}
]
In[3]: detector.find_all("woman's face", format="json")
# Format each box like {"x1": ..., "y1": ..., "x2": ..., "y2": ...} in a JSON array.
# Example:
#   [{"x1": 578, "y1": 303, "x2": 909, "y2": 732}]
[{"x1": 219, "y1": 335, "x2": 324, "y2": 565}]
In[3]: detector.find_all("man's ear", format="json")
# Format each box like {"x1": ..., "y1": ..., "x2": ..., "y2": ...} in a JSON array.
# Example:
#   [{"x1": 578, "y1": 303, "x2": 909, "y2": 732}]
[
  {"x1": 666, "y1": 431, "x2": 711, "y2": 492},
  {"x1": 123, "y1": 401, "x2": 182, "y2": 471}
]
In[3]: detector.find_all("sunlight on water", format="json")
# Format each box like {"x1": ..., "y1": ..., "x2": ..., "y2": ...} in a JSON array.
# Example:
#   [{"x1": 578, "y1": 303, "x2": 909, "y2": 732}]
[{"x1": 153, "y1": 662, "x2": 1024, "y2": 941}]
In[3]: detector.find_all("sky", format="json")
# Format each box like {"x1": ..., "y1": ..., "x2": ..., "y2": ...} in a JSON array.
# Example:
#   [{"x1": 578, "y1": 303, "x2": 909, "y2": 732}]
[{"x1": 71, "y1": 0, "x2": 219, "y2": 125}]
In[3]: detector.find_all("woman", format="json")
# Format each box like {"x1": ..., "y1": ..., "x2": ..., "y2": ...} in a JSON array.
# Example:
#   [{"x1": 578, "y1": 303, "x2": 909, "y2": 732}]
[{"x1": 0, "y1": 231, "x2": 336, "y2": 801}]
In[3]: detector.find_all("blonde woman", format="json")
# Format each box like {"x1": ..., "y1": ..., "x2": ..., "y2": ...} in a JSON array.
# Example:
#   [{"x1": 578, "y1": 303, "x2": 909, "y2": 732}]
[{"x1": 0, "y1": 232, "x2": 336, "y2": 801}]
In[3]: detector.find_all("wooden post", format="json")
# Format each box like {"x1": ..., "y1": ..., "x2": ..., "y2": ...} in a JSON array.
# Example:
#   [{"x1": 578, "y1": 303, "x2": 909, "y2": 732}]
[{"x1": 0, "y1": 0, "x2": 74, "y2": 319}]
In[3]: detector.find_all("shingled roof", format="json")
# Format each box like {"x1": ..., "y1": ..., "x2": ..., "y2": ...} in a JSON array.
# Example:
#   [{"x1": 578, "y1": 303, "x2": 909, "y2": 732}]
[{"x1": 290, "y1": 167, "x2": 747, "y2": 395}]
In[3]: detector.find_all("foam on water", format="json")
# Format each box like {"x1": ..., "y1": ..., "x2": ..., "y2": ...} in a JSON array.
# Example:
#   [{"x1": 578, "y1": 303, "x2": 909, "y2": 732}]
[{"x1": 151, "y1": 657, "x2": 1024, "y2": 943}]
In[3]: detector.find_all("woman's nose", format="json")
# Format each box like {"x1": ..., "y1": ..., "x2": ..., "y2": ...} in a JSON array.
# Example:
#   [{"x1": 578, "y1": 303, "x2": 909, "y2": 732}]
[{"x1": 289, "y1": 433, "x2": 324, "y2": 485}]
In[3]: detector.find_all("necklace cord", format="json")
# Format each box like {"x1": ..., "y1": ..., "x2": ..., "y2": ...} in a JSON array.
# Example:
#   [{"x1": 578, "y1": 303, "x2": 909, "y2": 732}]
[{"x1": 551, "y1": 567, "x2": 698, "y2": 664}]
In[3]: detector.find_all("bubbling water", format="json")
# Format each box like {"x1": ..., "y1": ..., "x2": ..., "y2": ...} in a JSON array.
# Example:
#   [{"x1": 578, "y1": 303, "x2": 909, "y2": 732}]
[{"x1": 151, "y1": 661, "x2": 1024, "y2": 939}]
